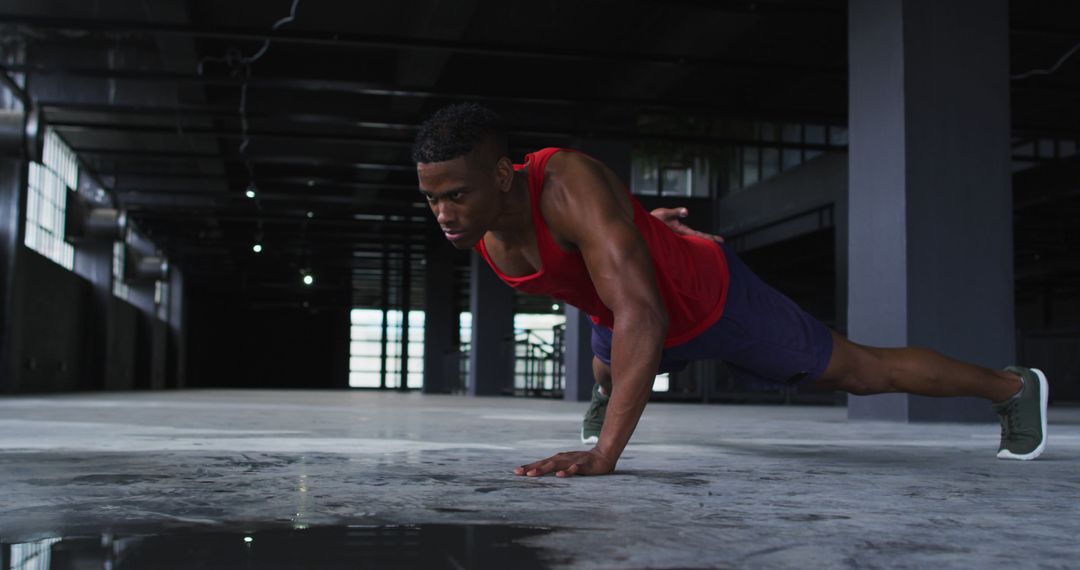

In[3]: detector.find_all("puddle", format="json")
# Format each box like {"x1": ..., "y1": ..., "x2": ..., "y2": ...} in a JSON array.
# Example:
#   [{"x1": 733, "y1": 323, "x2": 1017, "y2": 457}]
[{"x1": 2, "y1": 524, "x2": 557, "y2": 569}]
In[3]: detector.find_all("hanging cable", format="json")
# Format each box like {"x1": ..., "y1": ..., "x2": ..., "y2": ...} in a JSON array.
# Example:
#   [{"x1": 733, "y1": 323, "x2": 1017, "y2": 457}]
[
  {"x1": 1012, "y1": 40, "x2": 1080, "y2": 80},
  {"x1": 195, "y1": 0, "x2": 302, "y2": 158},
  {"x1": 242, "y1": 0, "x2": 301, "y2": 65},
  {"x1": 196, "y1": 0, "x2": 301, "y2": 74}
]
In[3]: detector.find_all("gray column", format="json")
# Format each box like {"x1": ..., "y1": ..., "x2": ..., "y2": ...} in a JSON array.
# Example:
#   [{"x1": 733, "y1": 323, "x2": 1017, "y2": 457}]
[
  {"x1": 562, "y1": 306, "x2": 594, "y2": 402},
  {"x1": 468, "y1": 250, "x2": 515, "y2": 396},
  {"x1": 423, "y1": 230, "x2": 459, "y2": 393},
  {"x1": 0, "y1": 159, "x2": 24, "y2": 392},
  {"x1": 847, "y1": 0, "x2": 1012, "y2": 422}
]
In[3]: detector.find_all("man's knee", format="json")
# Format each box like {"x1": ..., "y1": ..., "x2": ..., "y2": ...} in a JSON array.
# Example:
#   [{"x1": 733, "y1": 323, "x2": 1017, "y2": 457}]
[{"x1": 818, "y1": 336, "x2": 893, "y2": 395}]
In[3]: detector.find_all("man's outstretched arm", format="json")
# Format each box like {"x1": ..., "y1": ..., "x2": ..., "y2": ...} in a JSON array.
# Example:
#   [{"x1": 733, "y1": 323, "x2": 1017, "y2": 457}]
[{"x1": 514, "y1": 154, "x2": 667, "y2": 477}]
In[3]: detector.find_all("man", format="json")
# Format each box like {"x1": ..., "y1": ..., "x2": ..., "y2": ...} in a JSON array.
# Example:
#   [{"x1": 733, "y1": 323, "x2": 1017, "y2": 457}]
[{"x1": 412, "y1": 103, "x2": 1049, "y2": 478}]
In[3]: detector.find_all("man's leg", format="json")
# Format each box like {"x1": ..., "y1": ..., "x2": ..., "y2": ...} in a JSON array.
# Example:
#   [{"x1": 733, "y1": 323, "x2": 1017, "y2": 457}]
[
  {"x1": 594, "y1": 356, "x2": 612, "y2": 396},
  {"x1": 812, "y1": 331, "x2": 1021, "y2": 402},
  {"x1": 814, "y1": 330, "x2": 1048, "y2": 460},
  {"x1": 581, "y1": 356, "x2": 612, "y2": 444}
]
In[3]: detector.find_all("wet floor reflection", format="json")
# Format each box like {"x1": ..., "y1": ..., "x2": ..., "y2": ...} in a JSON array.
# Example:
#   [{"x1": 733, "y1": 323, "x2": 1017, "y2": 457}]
[{"x1": 2, "y1": 524, "x2": 556, "y2": 569}]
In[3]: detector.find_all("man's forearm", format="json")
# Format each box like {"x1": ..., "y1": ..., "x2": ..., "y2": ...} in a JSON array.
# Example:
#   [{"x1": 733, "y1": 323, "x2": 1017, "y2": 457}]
[{"x1": 593, "y1": 311, "x2": 667, "y2": 464}]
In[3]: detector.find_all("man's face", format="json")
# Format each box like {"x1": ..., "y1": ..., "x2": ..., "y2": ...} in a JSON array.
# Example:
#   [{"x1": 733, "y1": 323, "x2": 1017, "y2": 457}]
[{"x1": 416, "y1": 149, "x2": 504, "y2": 250}]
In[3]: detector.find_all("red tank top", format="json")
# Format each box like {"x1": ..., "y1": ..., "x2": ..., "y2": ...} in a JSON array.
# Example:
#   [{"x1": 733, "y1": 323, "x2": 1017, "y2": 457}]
[{"x1": 475, "y1": 148, "x2": 729, "y2": 348}]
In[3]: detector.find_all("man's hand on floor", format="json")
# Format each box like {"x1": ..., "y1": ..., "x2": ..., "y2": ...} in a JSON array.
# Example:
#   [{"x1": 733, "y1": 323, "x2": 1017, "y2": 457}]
[{"x1": 514, "y1": 448, "x2": 616, "y2": 478}]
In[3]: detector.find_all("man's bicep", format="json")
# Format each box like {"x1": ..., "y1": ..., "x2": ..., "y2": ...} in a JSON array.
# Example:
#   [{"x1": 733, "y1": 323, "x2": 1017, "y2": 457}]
[{"x1": 577, "y1": 219, "x2": 667, "y2": 324}]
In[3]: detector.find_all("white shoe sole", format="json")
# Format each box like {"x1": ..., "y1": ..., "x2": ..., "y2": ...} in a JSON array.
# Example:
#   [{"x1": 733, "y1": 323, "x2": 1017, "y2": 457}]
[
  {"x1": 581, "y1": 427, "x2": 598, "y2": 445},
  {"x1": 997, "y1": 367, "x2": 1049, "y2": 461}
]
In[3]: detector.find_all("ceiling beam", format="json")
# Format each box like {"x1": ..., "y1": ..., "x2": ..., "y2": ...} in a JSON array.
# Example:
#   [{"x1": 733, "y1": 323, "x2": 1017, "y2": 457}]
[
  {"x1": 8, "y1": 64, "x2": 846, "y2": 120},
  {"x1": 0, "y1": 15, "x2": 843, "y2": 74}
]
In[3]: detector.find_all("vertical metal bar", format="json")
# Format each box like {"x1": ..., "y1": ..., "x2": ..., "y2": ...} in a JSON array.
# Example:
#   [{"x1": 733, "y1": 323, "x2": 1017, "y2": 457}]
[
  {"x1": 400, "y1": 241, "x2": 411, "y2": 390},
  {"x1": 379, "y1": 242, "x2": 389, "y2": 390}
]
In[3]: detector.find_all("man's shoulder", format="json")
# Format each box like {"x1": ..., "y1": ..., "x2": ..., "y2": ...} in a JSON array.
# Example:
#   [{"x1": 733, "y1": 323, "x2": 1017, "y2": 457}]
[{"x1": 539, "y1": 150, "x2": 600, "y2": 195}]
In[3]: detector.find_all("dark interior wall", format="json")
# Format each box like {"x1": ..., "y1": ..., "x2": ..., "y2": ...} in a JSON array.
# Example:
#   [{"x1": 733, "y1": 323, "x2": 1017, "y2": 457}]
[
  {"x1": 186, "y1": 288, "x2": 350, "y2": 389},
  {"x1": 3, "y1": 243, "x2": 183, "y2": 394},
  {"x1": 104, "y1": 297, "x2": 137, "y2": 391},
  {"x1": 148, "y1": 316, "x2": 168, "y2": 390},
  {"x1": 9, "y1": 247, "x2": 92, "y2": 391},
  {"x1": 166, "y1": 268, "x2": 186, "y2": 388}
]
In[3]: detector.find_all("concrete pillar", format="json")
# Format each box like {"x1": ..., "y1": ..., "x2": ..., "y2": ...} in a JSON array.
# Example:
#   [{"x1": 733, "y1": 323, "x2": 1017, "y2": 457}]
[
  {"x1": 423, "y1": 229, "x2": 459, "y2": 393},
  {"x1": 468, "y1": 251, "x2": 515, "y2": 396},
  {"x1": 0, "y1": 159, "x2": 24, "y2": 392},
  {"x1": 847, "y1": 0, "x2": 1012, "y2": 422},
  {"x1": 167, "y1": 267, "x2": 186, "y2": 388},
  {"x1": 562, "y1": 306, "x2": 595, "y2": 402}
]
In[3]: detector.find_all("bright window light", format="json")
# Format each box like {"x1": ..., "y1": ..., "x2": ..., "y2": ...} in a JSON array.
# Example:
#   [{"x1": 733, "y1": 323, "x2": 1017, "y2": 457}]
[
  {"x1": 10, "y1": 537, "x2": 62, "y2": 570},
  {"x1": 24, "y1": 129, "x2": 76, "y2": 270},
  {"x1": 653, "y1": 373, "x2": 670, "y2": 392},
  {"x1": 112, "y1": 241, "x2": 129, "y2": 300},
  {"x1": 349, "y1": 308, "x2": 425, "y2": 388}
]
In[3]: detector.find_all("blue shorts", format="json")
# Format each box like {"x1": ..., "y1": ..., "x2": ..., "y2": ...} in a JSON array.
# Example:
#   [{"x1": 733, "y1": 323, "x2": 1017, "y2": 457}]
[{"x1": 590, "y1": 243, "x2": 834, "y2": 387}]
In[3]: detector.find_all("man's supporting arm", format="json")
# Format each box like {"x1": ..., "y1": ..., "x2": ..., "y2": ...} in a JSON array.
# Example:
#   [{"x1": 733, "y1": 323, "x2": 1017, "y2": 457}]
[{"x1": 514, "y1": 152, "x2": 667, "y2": 477}]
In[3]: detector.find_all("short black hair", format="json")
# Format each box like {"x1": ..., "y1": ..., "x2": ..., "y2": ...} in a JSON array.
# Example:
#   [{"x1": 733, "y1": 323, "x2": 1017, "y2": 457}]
[{"x1": 411, "y1": 102, "x2": 507, "y2": 164}]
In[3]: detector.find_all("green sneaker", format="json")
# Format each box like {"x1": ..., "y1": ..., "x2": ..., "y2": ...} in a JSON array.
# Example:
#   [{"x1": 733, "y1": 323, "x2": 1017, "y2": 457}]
[
  {"x1": 581, "y1": 383, "x2": 609, "y2": 445},
  {"x1": 991, "y1": 366, "x2": 1049, "y2": 460}
]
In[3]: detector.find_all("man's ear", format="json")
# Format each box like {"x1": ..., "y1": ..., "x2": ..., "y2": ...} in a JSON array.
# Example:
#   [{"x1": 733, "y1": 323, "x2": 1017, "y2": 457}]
[{"x1": 495, "y1": 156, "x2": 515, "y2": 193}]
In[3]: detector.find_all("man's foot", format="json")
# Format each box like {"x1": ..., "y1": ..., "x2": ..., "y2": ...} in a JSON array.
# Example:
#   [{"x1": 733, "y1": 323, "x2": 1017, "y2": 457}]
[
  {"x1": 580, "y1": 383, "x2": 609, "y2": 445},
  {"x1": 992, "y1": 366, "x2": 1049, "y2": 460}
]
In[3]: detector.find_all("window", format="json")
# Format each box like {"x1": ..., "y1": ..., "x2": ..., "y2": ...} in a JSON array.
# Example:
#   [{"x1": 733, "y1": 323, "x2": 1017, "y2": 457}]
[
  {"x1": 653, "y1": 373, "x2": 669, "y2": 392},
  {"x1": 9, "y1": 537, "x2": 62, "y2": 570},
  {"x1": 632, "y1": 155, "x2": 710, "y2": 198},
  {"x1": 514, "y1": 313, "x2": 566, "y2": 392},
  {"x1": 155, "y1": 279, "x2": 169, "y2": 320},
  {"x1": 112, "y1": 241, "x2": 129, "y2": 300},
  {"x1": 724, "y1": 121, "x2": 850, "y2": 193},
  {"x1": 24, "y1": 129, "x2": 76, "y2": 269},
  {"x1": 660, "y1": 166, "x2": 693, "y2": 196},
  {"x1": 459, "y1": 311, "x2": 472, "y2": 350},
  {"x1": 349, "y1": 308, "x2": 424, "y2": 388},
  {"x1": 741, "y1": 147, "x2": 760, "y2": 187},
  {"x1": 385, "y1": 309, "x2": 424, "y2": 388}
]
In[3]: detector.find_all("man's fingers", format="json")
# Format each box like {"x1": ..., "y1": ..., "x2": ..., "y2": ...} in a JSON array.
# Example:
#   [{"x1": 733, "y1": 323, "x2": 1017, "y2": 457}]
[
  {"x1": 696, "y1": 230, "x2": 725, "y2": 243},
  {"x1": 556, "y1": 462, "x2": 585, "y2": 478},
  {"x1": 650, "y1": 207, "x2": 680, "y2": 221},
  {"x1": 527, "y1": 460, "x2": 557, "y2": 477},
  {"x1": 516, "y1": 451, "x2": 606, "y2": 478},
  {"x1": 515, "y1": 460, "x2": 545, "y2": 476}
]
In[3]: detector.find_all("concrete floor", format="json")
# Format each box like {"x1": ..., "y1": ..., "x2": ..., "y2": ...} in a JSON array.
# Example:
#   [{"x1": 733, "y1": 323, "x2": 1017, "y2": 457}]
[{"x1": 1, "y1": 390, "x2": 1078, "y2": 569}]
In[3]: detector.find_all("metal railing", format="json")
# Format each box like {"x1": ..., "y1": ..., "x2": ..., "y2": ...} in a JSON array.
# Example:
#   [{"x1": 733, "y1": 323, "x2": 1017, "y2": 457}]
[
  {"x1": 447, "y1": 324, "x2": 566, "y2": 397},
  {"x1": 513, "y1": 324, "x2": 565, "y2": 398}
]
